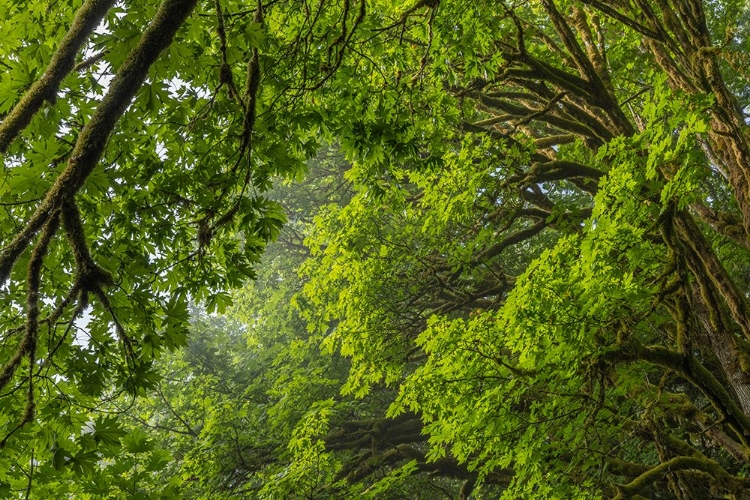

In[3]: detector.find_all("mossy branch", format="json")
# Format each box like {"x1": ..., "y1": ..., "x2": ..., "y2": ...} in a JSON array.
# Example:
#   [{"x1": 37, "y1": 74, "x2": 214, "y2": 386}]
[
  {"x1": 61, "y1": 199, "x2": 112, "y2": 291},
  {"x1": 214, "y1": 0, "x2": 241, "y2": 102},
  {"x1": 690, "y1": 203, "x2": 749, "y2": 250},
  {"x1": 0, "y1": 0, "x2": 116, "y2": 153},
  {"x1": 238, "y1": 2, "x2": 264, "y2": 162},
  {"x1": 60, "y1": 200, "x2": 136, "y2": 362},
  {"x1": 578, "y1": 0, "x2": 662, "y2": 40},
  {"x1": 0, "y1": 0, "x2": 199, "y2": 288},
  {"x1": 676, "y1": 212, "x2": 750, "y2": 341},
  {"x1": 609, "y1": 341, "x2": 750, "y2": 438},
  {"x1": 0, "y1": 210, "x2": 60, "y2": 397},
  {"x1": 614, "y1": 456, "x2": 748, "y2": 498},
  {"x1": 476, "y1": 220, "x2": 547, "y2": 263}
]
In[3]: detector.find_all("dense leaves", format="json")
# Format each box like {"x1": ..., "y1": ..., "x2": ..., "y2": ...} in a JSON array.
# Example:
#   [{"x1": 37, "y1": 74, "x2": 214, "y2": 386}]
[{"x1": 3, "y1": 0, "x2": 750, "y2": 498}]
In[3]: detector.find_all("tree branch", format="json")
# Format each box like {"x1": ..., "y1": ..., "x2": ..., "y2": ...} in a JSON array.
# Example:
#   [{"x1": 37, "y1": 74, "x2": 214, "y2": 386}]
[{"x1": 0, "y1": 0, "x2": 116, "y2": 152}]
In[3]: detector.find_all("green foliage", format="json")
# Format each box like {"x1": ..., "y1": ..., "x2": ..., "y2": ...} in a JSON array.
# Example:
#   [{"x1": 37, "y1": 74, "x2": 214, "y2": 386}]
[{"x1": 3, "y1": 0, "x2": 750, "y2": 497}]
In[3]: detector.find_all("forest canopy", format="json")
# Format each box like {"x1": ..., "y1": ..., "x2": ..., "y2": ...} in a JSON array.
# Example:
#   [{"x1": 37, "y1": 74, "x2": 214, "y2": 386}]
[{"x1": 2, "y1": 0, "x2": 750, "y2": 497}]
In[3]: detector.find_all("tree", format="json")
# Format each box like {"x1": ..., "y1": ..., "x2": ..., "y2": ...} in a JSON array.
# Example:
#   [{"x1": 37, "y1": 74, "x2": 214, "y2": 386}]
[
  {"x1": 298, "y1": 0, "x2": 750, "y2": 497},
  {"x1": 104, "y1": 152, "x2": 489, "y2": 499},
  {"x1": 3, "y1": 0, "x2": 750, "y2": 498},
  {"x1": 0, "y1": 0, "x2": 362, "y2": 494}
]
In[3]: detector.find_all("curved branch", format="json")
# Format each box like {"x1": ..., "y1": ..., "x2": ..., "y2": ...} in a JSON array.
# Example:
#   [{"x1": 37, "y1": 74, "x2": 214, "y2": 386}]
[
  {"x1": 608, "y1": 342, "x2": 750, "y2": 438},
  {"x1": 0, "y1": 0, "x2": 116, "y2": 152},
  {"x1": 0, "y1": 210, "x2": 60, "y2": 395},
  {"x1": 0, "y1": 0, "x2": 199, "y2": 287},
  {"x1": 515, "y1": 160, "x2": 604, "y2": 194},
  {"x1": 675, "y1": 213, "x2": 750, "y2": 342},
  {"x1": 476, "y1": 220, "x2": 547, "y2": 263},
  {"x1": 579, "y1": 0, "x2": 663, "y2": 40},
  {"x1": 614, "y1": 456, "x2": 749, "y2": 498},
  {"x1": 690, "y1": 203, "x2": 749, "y2": 251}
]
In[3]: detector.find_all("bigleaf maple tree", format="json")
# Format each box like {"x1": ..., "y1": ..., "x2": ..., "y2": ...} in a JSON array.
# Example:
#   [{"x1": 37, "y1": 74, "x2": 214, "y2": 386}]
[
  {"x1": 2, "y1": 0, "x2": 750, "y2": 498},
  {"x1": 299, "y1": 0, "x2": 750, "y2": 497}
]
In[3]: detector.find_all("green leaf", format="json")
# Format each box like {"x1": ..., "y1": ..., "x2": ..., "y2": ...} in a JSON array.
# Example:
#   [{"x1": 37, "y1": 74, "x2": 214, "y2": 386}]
[{"x1": 122, "y1": 428, "x2": 153, "y2": 454}]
